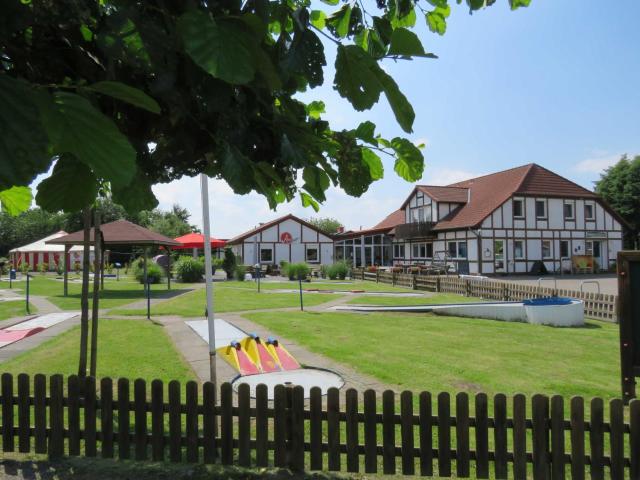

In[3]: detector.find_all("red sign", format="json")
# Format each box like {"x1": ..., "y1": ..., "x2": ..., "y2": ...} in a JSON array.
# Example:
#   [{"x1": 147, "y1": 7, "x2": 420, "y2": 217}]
[{"x1": 280, "y1": 232, "x2": 293, "y2": 244}]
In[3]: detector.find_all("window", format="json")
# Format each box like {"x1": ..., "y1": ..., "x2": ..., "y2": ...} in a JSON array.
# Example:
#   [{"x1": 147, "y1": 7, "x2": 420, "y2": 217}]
[
  {"x1": 393, "y1": 244, "x2": 405, "y2": 258},
  {"x1": 448, "y1": 241, "x2": 467, "y2": 259},
  {"x1": 412, "y1": 243, "x2": 426, "y2": 258},
  {"x1": 541, "y1": 240, "x2": 552, "y2": 259},
  {"x1": 426, "y1": 243, "x2": 434, "y2": 258},
  {"x1": 585, "y1": 202, "x2": 595, "y2": 220},
  {"x1": 260, "y1": 248, "x2": 273, "y2": 262},
  {"x1": 560, "y1": 240, "x2": 569, "y2": 258},
  {"x1": 305, "y1": 246, "x2": 318, "y2": 263},
  {"x1": 563, "y1": 202, "x2": 574, "y2": 220},
  {"x1": 513, "y1": 199, "x2": 524, "y2": 218},
  {"x1": 514, "y1": 240, "x2": 524, "y2": 259},
  {"x1": 535, "y1": 200, "x2": 547, "y2": 219}
]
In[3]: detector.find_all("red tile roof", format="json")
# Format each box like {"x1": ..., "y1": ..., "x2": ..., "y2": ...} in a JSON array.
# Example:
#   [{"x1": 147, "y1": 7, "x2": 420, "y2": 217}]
[
  {"x1": 47, "y1": 219, "x2": 181, "y2": 246},
  {"x1": 417, "y1": 185, "x2": 469, "y2": 203},
  {"x1": 226, "y1": 214, "x2": 334, "y2": 244},
  {"x1": 433, "y1": 163, "x2": 599, "y2": 231}
]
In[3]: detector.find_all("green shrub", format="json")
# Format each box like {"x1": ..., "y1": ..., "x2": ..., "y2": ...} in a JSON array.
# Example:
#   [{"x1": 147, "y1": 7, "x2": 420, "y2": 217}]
[
  {"x1": 20, "y1": 262, "x2": 30, "y2": 274},
  {"x1": 37, "y1": 262, "x2": 48, "y2": 274},
  {"x1": 213, "y1": 257, "x2": 224, "y2": 270},
  {"x1": 55, "y1": 259, "x2": 64, "y2": 275},
  {"x1": 222, "y1": 248, "x2": 237, "y2": 280},
  {"x1": 286, "y1": 262, "x2": 310, "y2": 280},
  {"x1": 327, "y1": 261, "x2": 349, "y2": 280},
  {"x1": 133, "y1": 258, "x2": 163, "y2": 284},
  {"x1": 175, "y1": 256, "x2": 204, "y2": 282},
  {"x1": 234, "y1": 264, "x2": 247, "y2": 281},
  {"x1": 320, "y1": 264, "x2": 328, "y2": 278}
]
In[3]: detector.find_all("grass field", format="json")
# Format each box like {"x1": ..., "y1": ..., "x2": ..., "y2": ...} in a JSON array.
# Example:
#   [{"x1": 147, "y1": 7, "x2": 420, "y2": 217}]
[
  {"x1": 110, "y1": 283, "x2": 343, "y2": 316},
  {"x1": 0, "y1": 301, "x2": 36, "y2": 321},
  {"x1": 0, "y1": 319, "x2": 196, "y2": 382},
  {"x1": 346, "y1": 293, "x2": 482, "y2": 305},
  {"x1": 231, "y1": 278, "x2": 417, "y2": 292},
  {"x1": 245, "y1": 310, "x2": 619, "y2": 401},
  {"x1": 0, "y1": 277, "x2": 194, "y2": 311}
]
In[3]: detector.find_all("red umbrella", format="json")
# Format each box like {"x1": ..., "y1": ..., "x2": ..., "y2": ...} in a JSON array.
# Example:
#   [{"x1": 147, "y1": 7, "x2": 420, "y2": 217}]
[{"x1": 173, "y1": 233, "x2": 225, "y2": 250}]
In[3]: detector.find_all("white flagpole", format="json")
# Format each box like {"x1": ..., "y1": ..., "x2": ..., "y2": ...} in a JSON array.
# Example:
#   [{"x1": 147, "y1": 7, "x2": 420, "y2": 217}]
[{"x1": 200, "y1": 173, "x2": 216, "y2": 386}]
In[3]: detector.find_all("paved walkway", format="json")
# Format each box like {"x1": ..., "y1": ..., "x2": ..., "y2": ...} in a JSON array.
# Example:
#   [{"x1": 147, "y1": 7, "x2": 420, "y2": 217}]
[{"x1": 494, "y1": 273, "x2": 617, "y2": 295}]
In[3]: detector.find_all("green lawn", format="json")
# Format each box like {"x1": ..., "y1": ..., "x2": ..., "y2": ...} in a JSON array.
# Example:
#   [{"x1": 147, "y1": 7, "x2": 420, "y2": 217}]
[
  {"x1": 245, "y1": 310, "x2": 619, "y2": 401},
  {"x1": 346, "y1": 293, "x2": 483, "y2": 306},
  {"x1": 0, "y1": 301, "x2": 36, "y2": 321},
  {"x1": 1, "y1": 319, "x2": 196, "y2": 382},
  {"x1": 0, "y1": 276, "x2": 194, "y2": 311},
  {"x1": 231, "y1": 278, "x2": 417, "y2": 292},
  {"x1": 110, "y1": 283, "x2": 343, "y2": 316}
]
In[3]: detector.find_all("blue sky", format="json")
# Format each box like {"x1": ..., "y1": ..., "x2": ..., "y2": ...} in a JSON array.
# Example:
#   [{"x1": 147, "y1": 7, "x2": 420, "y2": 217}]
[{"x1": 34, "y1": 1, "x2": 640, "y2": 237}]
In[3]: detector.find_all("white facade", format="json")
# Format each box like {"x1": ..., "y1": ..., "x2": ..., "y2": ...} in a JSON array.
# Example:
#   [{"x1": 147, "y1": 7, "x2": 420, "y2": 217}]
[
  {"x1": 395, "y1": 191, "x2": 624, "y2": 274},
  {"x1": 229, "y1": 216, "x2": 334, "y2": 266}
]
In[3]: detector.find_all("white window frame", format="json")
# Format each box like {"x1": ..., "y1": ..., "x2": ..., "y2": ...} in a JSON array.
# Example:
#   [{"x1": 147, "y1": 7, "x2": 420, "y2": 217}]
[
  {"x1": 560, "y1": 240, "x2": 569, "y2": 258},
  {"x1": 541, "y1": 240, "x2": 552, "y2": 259},
  {"x1": 393, "y1": 244, "x2": 405, "y2": 258},
  {"x1": 260, "y1": 247, "x2": 273, "y2": 263},
  {"x1": 584, "y1": 201, "x2": 595, "y2": 220},
  {"x1": 513, "y1": 198, "x2": 524, "y2": 218},
  {"x1": 563, "y1": 202, "x2": 574, "y2": 220},
  {"x1": 305, "y1": 245, "x2": 319, "y2": 263},
  {"x1": 448, "y1": 241, "x2": 468, "y2": 259},
  {"x1": 535, "y1": 200, "x2": 547, "y2": 219},
  {"x1": 514, "y1": 240, "x2": 524, "y2": 259}
]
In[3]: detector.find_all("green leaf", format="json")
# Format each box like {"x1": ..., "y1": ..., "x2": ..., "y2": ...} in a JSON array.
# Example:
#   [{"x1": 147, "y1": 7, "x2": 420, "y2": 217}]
[
  {"x1": 426, "y1": 9, "x2": 448, "y2": 35},
  {"x1": 355, "y1": 121, "x2": 377, "y2": 145},
  {"x1": 302, "y1": 166, "x2": 330, "y2": 202},
  {"x1": 89, "y1": 81, "x2": 161, "y2": 114},
  {"x1": 427, "y1": 0, "x2": 449, "y2": 6},
  {"x1": 178, "y1": 10, "x2": 256, "y2": 85},
  {"x1": 306, "y1": 100, "x2": 325, "y2": 119},
  {"x1": 390, "y1": 6, "x2": 416, "y2": 28},
  {"x1": 310, "y1": 10, "x2": 326, "y2": 29},
  {"x1": 300, "y1": 192, "x2": 320, "y2": 212},
  {"x1": 0, "y1": 75, "x2": 52, "y2": 190},
  {"x1": 388, "y1": 28, "x2": 428, "y2": 56},
  {"x1": 50, "y1": 92, "x2": 137, "y2": 187},
  {"x1": 112, "y1": 171, "x2": 159, "y2": 213},
  {"x1": 509, "y1": 0, "x2": 531, "y2": 9},
  {"x1": 327, "y1": 5, "x2": 352, "y2": 38},
  {"x1": 35, "y1": 156, "x2": 98, "y2": 212},
  {"x1": 334, "y1": 45, "x2": 415, "y2": 132},
  {"x1": 361, "y1": 148, "x2": 384, "y2": 180},
  {"x1": 320, "y1": 0, "x2": 339, "y2": 5},
  {"x1": 281, "y1": 29, "x2": 325, "y2": 88},
  {"x1": 221, "y1": 143, "x2": 254, "y2": 194},
  {"x1": 0, "y1": 186, "x2": 32, "y2": 216},
  {"x1": 391, "y1": 137, "x2": 424, "y2": 181},
  {"x1": 79, "y1": 24, "x2": 93, "y2": 41},
  {"x1": 334, "y1": 45, "x2": 384, "y2": 110}
]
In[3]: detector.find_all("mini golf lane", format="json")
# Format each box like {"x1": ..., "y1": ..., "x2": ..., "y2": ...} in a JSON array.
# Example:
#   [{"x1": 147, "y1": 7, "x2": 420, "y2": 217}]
[
  {"x1": 185, "y1": 318, "x2": 343, "y2": 399},
  {"x1": 0, "y1": 312, "x2": 79, "y2": 348}
]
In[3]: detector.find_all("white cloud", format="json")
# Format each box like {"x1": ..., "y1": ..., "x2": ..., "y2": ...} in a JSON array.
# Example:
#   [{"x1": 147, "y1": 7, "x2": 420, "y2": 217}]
[{"x1": 573, "y1": 153, "x2": 621, "y2": 174}]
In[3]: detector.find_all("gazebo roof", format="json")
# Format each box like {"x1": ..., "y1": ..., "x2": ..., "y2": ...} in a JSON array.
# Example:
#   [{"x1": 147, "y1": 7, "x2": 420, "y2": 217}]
[{"x1": 46, "y1": 219, "x2": 181, "y2": 247}]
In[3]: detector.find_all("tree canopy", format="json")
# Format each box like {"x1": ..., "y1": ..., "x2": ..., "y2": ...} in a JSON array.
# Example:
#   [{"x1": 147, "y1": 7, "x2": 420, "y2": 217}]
[
  {"x1": 306, "y1": 216, "x2": 343, "y2": 234},
  {"x1": 595, "y1": 154, "x2": 640, "y2": 240},
  {"x1": 1, "y1": 0, "x2": 530, "y2": 217}
]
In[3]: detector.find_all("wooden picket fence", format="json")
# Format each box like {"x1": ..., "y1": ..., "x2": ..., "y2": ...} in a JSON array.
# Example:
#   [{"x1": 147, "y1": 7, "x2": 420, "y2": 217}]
[
  {"x1": 355, "y1": 269, "x2": 618, "y2": 322},
  {"x1": 1, "y1": 373, "x2": 639, "y2": 479}
]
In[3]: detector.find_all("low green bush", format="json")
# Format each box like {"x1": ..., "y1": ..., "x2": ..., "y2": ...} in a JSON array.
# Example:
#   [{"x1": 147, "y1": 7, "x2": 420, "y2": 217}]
[
  {"x1": 175, "y1": 256, "x2": 204, "y2": 282},
  {"x1": 234, "y1": 264, "x2": 247, "y2": 281},
  {"x1": 327, "y1": 261, "x2": 349, "y2": 280},
  {"x1": 133, "y1": 258, "x2": 163, "y2": 284},
  {"x1": 286, "y1": 262, "x2": 310, "y2": 280}
]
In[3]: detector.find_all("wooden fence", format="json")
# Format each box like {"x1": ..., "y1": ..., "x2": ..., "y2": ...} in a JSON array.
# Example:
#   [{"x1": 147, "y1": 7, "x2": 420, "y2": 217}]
[
  {"x1": 356, "y1": 270, "x2": 618, "y2": 322},
  {"x1": 1, "y1": 373, "x2": 639, "y2": 479}
]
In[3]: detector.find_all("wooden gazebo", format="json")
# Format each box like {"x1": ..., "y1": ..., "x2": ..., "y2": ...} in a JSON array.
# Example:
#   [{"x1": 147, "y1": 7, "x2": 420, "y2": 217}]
[{"x1": 47, "y1": 219, "x2": 181, "y2": 294}]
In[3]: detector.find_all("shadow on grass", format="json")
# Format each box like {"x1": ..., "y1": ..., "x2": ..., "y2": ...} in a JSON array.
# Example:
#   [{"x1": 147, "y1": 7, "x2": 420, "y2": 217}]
[
  {"x1": 0, "y1": 457, "x2": 352, "y2": 480},
  {"x1": 53, "y1": 288, "x2": 194, "y2": 302}
]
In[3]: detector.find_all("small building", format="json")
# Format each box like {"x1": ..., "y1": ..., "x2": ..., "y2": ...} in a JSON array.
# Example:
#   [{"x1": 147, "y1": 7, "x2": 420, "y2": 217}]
[
  {"x1": 227, "y1": 214, "x2": 334, "y2": 266},
  {"x1": 338, "y1": 163, "x2": 626, "y2": 274},
  {"x1": 9, "y1": 231, "x2": 94, "y2": 271}
]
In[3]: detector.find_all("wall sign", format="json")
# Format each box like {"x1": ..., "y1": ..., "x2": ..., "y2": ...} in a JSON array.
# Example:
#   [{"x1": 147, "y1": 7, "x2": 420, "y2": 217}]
[{"x1": 280, "y1": 232, "x2": 293, "y2": 244}]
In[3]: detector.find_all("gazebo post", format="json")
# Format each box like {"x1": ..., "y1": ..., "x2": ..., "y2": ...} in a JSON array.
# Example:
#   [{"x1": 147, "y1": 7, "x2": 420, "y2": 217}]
[
  {"x1": 63, "y1": 245, "x2": 70, "y2": 296},
  {"x1": 143, "y1": 247, "x2": 148, "y2": 293},
  {"x1": 167, "y1": 249, "x2": 171, "y2": 290}
]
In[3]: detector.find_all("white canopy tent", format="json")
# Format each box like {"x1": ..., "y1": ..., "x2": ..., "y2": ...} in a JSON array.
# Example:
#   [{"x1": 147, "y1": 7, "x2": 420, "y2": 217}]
[{"x1": 9, "y1": 231, "x2": 94, "y2": 272}]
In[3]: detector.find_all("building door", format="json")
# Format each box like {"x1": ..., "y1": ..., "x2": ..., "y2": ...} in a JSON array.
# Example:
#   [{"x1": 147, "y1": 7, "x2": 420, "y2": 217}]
[
  {"x1": 586, "y1": 240, "x2": 603, "y2": 271},
  {"x1": 494, "y1": 240, "x2": 505, "y2": 273}
]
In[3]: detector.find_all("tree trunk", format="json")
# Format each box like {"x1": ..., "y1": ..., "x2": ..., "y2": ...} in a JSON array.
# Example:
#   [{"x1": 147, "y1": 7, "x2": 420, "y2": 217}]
[
  {"x1": 89, "y1": 209, "x2": 101, "y2": 378},
  {"x1": 77, "y1": 206, "x2": 92, "y2": 379}
]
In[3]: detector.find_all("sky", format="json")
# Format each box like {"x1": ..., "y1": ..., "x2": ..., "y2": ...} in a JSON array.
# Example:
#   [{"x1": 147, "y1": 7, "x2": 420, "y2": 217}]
[{"x1": 31, "y1": 1, "x2": 640, "y2": 237}]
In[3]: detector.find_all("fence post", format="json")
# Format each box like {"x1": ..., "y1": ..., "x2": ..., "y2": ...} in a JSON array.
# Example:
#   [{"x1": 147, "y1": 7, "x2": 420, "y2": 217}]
[
  {"x1": 502, "y1": 283, "x2": 508, "y2": 301},
  {"x1": 376, "y1": 269, "x2": 379, "y2": 283},
  {"x1": 392, "y1": 271, "x2": 396, "y2": 286},
  {"x1": 465, "y1": 279, "x2": 471, "y2": 297},
  {"x1": 412, "y1": 273, "x2": 418, "y2": 290},
  {"x1": 436, "y1": 275, "x2": 441, "y2": 293}
]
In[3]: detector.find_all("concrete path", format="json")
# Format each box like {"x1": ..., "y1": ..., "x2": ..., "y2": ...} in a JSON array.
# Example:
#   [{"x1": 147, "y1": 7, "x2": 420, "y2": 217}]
[
  {"x1": 494, "y1": 273, "x2": 618, "y2": 295},
  {"x1": 114, "y1": 287, "x2": 197, "y2": 310}
]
